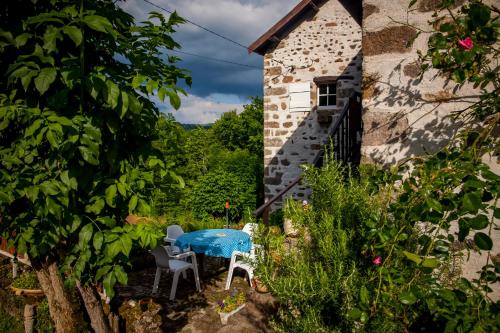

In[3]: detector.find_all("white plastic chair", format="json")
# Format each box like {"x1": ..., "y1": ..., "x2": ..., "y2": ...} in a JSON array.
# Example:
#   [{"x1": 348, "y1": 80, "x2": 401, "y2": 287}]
[
  {"x1": 151, "y1": 245, "x2": 201, "y2": 301},
  {"x1": 242, "y1": 223, "x2": 258, "y2": 237},
  {"x1": 225, "y1": 223, "x2": 261, "y2": 290},
  {"x1": 164, "y1": 224, "x2": 185, "y2": 254},
  {"x1": 225, "y1": 244, "x2": 262, "y2": 290}
]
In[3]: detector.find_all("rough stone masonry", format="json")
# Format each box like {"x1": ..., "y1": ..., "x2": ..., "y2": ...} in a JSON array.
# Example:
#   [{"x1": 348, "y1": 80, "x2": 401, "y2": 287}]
[{"x1": 262, "y1": 0, "x2": 362, "y2": 203}]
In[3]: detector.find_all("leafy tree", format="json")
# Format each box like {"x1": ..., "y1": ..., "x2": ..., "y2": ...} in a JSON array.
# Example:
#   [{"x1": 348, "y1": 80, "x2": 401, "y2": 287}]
[
  {"x1": 0, "y1": 1, "x2": 189, "y2": 332},
  {"x1": 211, "y1": 96, "x2": 263, "y2": 156}
]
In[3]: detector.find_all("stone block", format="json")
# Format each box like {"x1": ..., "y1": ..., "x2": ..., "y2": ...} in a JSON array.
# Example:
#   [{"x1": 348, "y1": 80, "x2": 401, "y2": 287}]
[
  {"x1": 265, "y1": 138, "x2": 284, "y2": 147},
  {"x1": 264, "y1": 121, "x2": 280, "y2": 128},
  {"x1": 363, "y1": 26, "x2": 417, "y2": 56},
  {"x1": 265, "y1": 87, "x2": 287, "y2": 96},
  {"x1": 264, "y1": 172, "x2": 283, "y2": 185},
  {"x1": 363, "y1": 4, "x2": 380, "y2": 19},
  {"x1": 363, "y1": 111, "x2": 409, "y2": 146},
  {"x1": 283, "y1": 122, "x2": 293, "y2": 128},
  {"x1": 267, "y1": 67, "x2": 282, "y2": 76}
]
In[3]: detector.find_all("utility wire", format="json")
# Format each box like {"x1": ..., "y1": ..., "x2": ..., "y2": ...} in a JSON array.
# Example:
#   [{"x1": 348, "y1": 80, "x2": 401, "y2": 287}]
[
  {"x1": 170, "y1": 49, "x2": 262, "y2": 69},
  {"x1": 143, "y1": 0, "x2": 249, "y2": 51}
]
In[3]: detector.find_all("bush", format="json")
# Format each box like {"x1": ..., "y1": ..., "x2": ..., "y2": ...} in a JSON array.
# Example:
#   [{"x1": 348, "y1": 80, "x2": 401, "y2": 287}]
[
  {"x1": 256, "y1": 155, "x2": 499, "y2": 332},
  {"x1": 189, "y1": 170, "x2": 256, "y2": 221}
]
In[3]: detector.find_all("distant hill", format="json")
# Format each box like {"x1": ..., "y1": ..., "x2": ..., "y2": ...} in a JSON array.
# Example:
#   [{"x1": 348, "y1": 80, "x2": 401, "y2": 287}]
[{"x1": 181, "y1": 123, "x2": 213, "y2": 130}]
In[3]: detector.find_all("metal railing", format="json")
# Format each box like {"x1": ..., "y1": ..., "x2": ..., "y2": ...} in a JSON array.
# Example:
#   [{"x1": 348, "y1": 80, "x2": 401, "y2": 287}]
[{"x1": 254, "y1": 92, "x2": 362, "y2": 224}]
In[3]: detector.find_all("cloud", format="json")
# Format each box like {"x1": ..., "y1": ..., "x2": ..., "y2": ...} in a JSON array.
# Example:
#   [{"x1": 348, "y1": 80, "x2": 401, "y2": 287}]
[
  {"x1": 160, "y1": 93, "x2": 247, "y2": 124},
  {"x1": 119, "y1": 0, "x2": 300, "y2": 122}
]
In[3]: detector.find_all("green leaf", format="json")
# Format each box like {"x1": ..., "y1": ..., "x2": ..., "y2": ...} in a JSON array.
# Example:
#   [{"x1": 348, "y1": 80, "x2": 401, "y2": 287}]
[
  {"x1": 422, "y1": 258, "x2": 439, "y2": 268},
  {"x1": 469, "y1": 3, "x2": 491, "y2": 28},
  {"x1": 131, "y1": 74, "x2": 146, "y2": 89},
  {"x1": 360, "y1": 286, "x2": 369, "y2": 305},
  {"x1": 494, "y1": 208, "x2": 500, "y2": 219},
  {"x1": 85, "y1": 198, "x2": 105, "y2": 214},
  {"x1": 128, "y1": 195, "x2": 138, "y2": 212},
  {"x1": 105, "y1": 184, "x2": 117, "y2": 208},
  {"x1": 114, "y1": 266, "x2": 127, "y2": 285},
  {"x1": 40, "y1": 181, "x2": 59, "y2": 196},
  {"x1": 117, "y1": 183, "x2": 126, "y2": 197},
  {"x1": 78, "y1": 224, "x2": 93, "y2": 250},
  {"x1": 95, "y1": 265, "x2": 111, "y2": 281},
  {"x1": 46, "y1": 130, "x2": 57, "y2": 147},
  {"x1": 403, "y1": 251, "x2": 422, "y2": 265},
  {"x1": 83, "y1": 15, "x2": 113, "y2": 33},
  {"x1": 426, "y1": 198, "x2": 442, "y2": 213},
  {"x1": 120, "y1": 91, "x2": 129, "y2": 118},
  {"x1": 474, "y1": 232, "x2": 493, "y2": 251},
  {"x1": 78, "y1": 146, "x2": 99, "y2": 165},
  {"x1": 48, "y1": 115, "x2": 73, "y2": 126},
  {"x1": 347, "y1": 307, "x2": 362, "y2": 320},
  {"x1": 25, "y1": 119, "x2": 43, "y2": 137},
  {"x1": 469, "y1": 215, "x2": 489, "y2": 230},
  {"x1": 62, "y1": 25, "x2": 82, "y2": 46},
  {"x1": 93, "y1": 231, "x2": 103, "y2": 250},
  {"x1": 21, "y1": 70, "x2": 37, "y2": 91},
  {"x1": 463, "y1": 192, "x2": 482, "y2": 213},
  {"x1": 399, "y1": 291, "x2": 417, "y2": 305},
  {"x1": 43, "y1": 26, "x2": 61, "y2": 53},
  {"x1": 14, "y1": 33, "x2": 31, "y2": 48},
  {"x1": 103, "y1": 272, "x2": 116, "y2": 300},
  {"x1": 106, "y1": 80, "x2": 120, "y2": 109},
  {"x1": 158, "y1": 87, "x2": 166, "y2": 102},
  {"x1": 34, "y1": 67, "x2": 57, "y2": 95},
  {"x1": 167, "y1": 90, "x2": 181, "y2": 110}
]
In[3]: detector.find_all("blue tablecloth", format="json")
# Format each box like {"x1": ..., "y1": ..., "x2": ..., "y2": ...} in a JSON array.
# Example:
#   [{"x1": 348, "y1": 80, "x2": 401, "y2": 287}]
[{"x1": 174, "y1": 229, "x2": 251, "y2": 258}]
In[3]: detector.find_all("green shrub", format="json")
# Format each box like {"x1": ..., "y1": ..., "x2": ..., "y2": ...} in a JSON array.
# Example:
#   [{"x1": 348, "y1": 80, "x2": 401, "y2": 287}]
[
  {"x1": 256, "y1": 154, "x2": 499, "y2": 332},
  {"x1": 11, "y1": 271, "x2": 40, "y2": 289},
  {"x1": 189, "y1": 169, "x2": 256, "y2": 221},
  {"x1": 35, "y1": 299, "x2": 54, "y2": 333}
]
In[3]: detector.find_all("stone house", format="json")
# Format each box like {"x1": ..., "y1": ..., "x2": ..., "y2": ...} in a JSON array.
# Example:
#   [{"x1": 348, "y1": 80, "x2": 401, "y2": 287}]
[
  {"x1": 249, "y1": 0, "x2": 498, "y2": 299},
  {"x1": 249, "y1": 0, "x2": 363, "y2": 202},
  {"x1": 249, "y1": 0, "x2": 495, "y2": 201}
]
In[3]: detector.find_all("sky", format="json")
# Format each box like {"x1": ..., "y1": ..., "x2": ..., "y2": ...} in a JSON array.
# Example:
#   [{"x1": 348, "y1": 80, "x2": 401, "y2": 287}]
[{"x1": 119, "y1": 0, "x2": 298, "y2": 123}]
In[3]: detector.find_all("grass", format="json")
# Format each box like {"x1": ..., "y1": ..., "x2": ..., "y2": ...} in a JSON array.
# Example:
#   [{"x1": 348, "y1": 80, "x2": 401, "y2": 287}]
[{"x1": 0, "y1": 306, "x2": 23, "y2": 333}]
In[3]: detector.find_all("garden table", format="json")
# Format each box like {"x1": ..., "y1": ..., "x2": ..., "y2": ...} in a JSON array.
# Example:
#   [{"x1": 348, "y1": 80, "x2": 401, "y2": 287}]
[{"x1": 174, "y1": 229, "x2": 252, "y2": 259}]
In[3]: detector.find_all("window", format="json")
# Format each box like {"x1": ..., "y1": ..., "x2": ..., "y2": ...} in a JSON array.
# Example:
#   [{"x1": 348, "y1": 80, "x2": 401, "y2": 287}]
[{"x1": 317, "y1": 82, "x2": 337, "y2": 109}]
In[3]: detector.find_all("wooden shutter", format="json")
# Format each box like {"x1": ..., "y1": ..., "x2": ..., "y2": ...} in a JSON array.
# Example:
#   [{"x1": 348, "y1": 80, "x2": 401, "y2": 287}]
[{"x1": 289, "y1": 82, "x2": 311, "y2": 112}]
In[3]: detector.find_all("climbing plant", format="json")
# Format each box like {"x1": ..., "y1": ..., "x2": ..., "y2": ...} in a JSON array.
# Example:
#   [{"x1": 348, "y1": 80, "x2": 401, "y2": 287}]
[{"x1": 0, "y1": 0, "x2": 190, "y2": 332}]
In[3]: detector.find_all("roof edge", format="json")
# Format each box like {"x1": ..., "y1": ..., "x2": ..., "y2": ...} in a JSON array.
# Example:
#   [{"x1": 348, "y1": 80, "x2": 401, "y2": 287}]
[{"x1": 248, "y1": 0, "x2": 318, "y2": 56}]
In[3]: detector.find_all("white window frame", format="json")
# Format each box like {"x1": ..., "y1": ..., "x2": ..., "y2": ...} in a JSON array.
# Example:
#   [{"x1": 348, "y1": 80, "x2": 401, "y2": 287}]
[{"x1": 317, "y1": 81, "x2": 337, "y2": 110}]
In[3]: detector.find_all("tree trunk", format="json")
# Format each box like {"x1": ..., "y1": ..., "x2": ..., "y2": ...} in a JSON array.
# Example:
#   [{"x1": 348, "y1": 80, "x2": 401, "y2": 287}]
[
  {"x1": 34, "y1": 261, "x2": 81, "y2": 333},
  {"x1": 77, "y1": 282, "x2": 112, "y2": 333}
]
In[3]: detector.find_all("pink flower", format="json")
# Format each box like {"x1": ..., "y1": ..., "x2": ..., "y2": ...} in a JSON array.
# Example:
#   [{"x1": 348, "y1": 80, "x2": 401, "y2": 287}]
[
  {"x1": 372, "y1": 256, "x2": 382, "y2": 266},
  {"x1": 457, "y1": 37, "x2": 473, "y2": 50}
]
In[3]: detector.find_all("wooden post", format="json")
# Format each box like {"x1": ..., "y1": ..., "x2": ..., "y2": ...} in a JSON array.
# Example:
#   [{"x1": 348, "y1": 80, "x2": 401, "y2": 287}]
[
  {"x1": 263, "y1": 206, "x2": 269, "y2": 227},
  {"x1": 12, "y1": 258, "x2": 18, "y2": 278},
  {"x1": 24, "y1": 304, "x2": 36, "y2": 333}
]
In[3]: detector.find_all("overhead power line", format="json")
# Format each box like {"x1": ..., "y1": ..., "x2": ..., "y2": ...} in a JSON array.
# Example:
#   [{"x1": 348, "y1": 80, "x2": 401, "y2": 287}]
[
  {"x1": 143, "y1": 0, "x2": 249, "y2": 51},
  {"x1": 170, "y1": 49, "x2": 262, "y2": 69}
]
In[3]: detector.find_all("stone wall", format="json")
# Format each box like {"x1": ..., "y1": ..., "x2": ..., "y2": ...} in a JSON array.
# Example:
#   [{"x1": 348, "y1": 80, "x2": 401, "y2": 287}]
[
  {"x1": 361, "y1": 0, "x2": 481, "y2": 165},
  {"x1": 263, "y1": 0, "x2": 362, "y2": 203},
  {"x1": 362, "y1": 0, "x2": 499, "y2": 300}
]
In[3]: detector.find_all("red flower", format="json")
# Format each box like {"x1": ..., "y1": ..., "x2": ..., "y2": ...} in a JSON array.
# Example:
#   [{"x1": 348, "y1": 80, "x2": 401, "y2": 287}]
[
  {"x1": 457, "y1": 37, "x2": 473, "y2": 50},
  {"x1": 372, "y1": 256, "x2": 382, "y2": 266}
]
